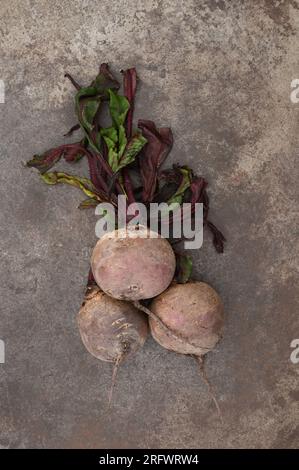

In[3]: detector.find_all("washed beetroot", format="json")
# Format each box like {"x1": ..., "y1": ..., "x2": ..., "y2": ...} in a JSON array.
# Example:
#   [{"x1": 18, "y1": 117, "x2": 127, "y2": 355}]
[{"x1": 91, "y1": 225, "x2": 176, "y2": 301}]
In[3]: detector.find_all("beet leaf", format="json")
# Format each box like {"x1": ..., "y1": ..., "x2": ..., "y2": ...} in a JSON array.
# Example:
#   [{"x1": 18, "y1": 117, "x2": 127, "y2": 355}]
[
  {"x1": 175, "y1": 253, "x2": 193, "y2": 283},
  {"x1": 78, "y1": 198, "x2": 99, "y2": 210},
  {"x1": 122, "y1": 68, "x2": 137, "y2": 139},
  {"x1": 138, "y1": 120, "x2": 173, "y2": 203},
  {"x1": 118, "y1": 134, "x2": 147, "y2": 172},
  {"x1": 27, "y1": 142, "x2": 88, "y2": 173},
  {"x1": 167, "y1": 166, "x2": 193, "y2": 205},
  {"x1": 41, "y1": 172, "x2": 103, "y2": 201},
  {"x1": 108, "y1": 89, "x2": 130, "y2": 128},
  {"x1": 101, "y1": 90, "x2": 146, "y2": 173}
]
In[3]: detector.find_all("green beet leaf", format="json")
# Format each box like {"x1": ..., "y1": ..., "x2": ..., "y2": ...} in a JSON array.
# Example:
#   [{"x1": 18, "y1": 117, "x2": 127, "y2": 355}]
[
  {"x1": 41, "y1": 172, "x2": 102, "y2": 201},
  {"x1": 108, "y1": 89, "x2": 130, "y2": 128},
  {"x1": 117, "y1": 133, "x2": 147, "y2": 171},
  {"x1": 167, "y1": 167, "x2": 193, "y2": 206},
  {"x1": 175, "y1": 253, "x2": 193, "y2": 284}
]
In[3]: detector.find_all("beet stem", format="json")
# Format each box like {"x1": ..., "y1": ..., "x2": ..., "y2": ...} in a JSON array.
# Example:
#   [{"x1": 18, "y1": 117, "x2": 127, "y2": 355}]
[
  {"x1": 64, "y1": 123, "x2": 80, "y2": 137},
  {"x1": 64, "y1": 73, "x2": 81, "y2": 90},
  {"x1": 123, "y1": 168, "x2": 136, "y2": 204}
]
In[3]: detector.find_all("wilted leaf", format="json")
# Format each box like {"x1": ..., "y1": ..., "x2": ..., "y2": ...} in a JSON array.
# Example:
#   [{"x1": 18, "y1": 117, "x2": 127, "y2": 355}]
[
  {"x1": 206, "y1": 221, "x2": 226, "y2": 253},
  {"x1": 78, "y1": 198, "x2": 99, "y2": 209},
  {"x1": 66, "y1": 63, "x2": 119, "y2": 96},
  {"x1": 63, "y1": 140, "x2": 88, "y2": 163},
  {"x1": 167, "y1": 167, "x2": 193, "y2": 205},
  {"x1": 27, "y1": 148, "x2": 64, "y2": 173},
  {"x1": 27, "y1": 143, "x2": 87, "y2": 173},
  {"x1": 138, "y1": 120, "x2": 173, "y2": 202},
  {"x1": 75, "y1": 87, "x2": 101, "y2": 133},
  {"x1": 41, "y1": 172, "x2": 102, "y2": 200},
  {"x1": 91, "y1": 63, "x2": 120, "y2": 96},
  {"x1": 189, "y1": 176, "x2": 226, "y2": 253},
  {"x1": 190, "y1": 176, "x2": 207, "y2": 205}
]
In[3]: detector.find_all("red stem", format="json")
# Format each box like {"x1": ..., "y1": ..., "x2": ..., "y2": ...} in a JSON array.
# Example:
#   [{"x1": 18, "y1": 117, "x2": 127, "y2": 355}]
[{"x1": 123, "y1": 169, "x2": 135, "y2": 204}]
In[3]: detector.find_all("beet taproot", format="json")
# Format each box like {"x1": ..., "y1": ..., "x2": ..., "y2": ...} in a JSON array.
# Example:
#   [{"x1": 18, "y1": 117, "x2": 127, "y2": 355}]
[{"x1": 91, "y1": 225, "x2": 176, "y2": 301}]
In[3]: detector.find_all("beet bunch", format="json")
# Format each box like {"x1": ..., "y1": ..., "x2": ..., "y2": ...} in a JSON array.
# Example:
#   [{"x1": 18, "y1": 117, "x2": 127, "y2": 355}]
[{"x1": 27, "y1": 64, "x2": 226, "y2": 412}]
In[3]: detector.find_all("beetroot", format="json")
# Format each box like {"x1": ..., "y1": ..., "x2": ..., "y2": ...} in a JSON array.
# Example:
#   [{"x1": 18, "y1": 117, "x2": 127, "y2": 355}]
[
  {"x1": 78, "y1": 286, "x2": 148, "y2": 402},
  {"x1": 149, "y1": 281, "x2": 224, "y2": 356},
  {"x1": 91, "y1": 225, "x2": 176, "y2": 301},
  {"x1": 134, "y1": 281, "x2": 224, "y2": 417}
]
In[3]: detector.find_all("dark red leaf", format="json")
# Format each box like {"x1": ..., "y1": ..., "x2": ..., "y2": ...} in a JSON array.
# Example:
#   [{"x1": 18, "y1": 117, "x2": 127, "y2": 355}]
[
  {"x1": 190, "y1": 177, "x2": 226, "y2": 252},
  {"x1": 27, "y1": 142, "x2": 87, "y2": 173},
  {"x1": 123, "y1": 168, "x2": 135, "y2": 204},
  {"x1": 206, "y1": 220, "x2": 226, "y2": 253},
  {"x1": 190, "y1": 177, "x2": 207, "y2": 205},
  {"x1": 94, "y1": 63, "x2": 120, "y2": 93},
  {"x1": 27, "y1": 147, "x2": 65, "y2": 173},
  {"x1": 63, "y1": 143, "x2": 85, "y2": 162},
  {"x1": 85, "y1": 152, "x2": 110, "y2": 196},
  {"x1": 138, "y1": 120, "x2": 173, "y2": 202}
]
